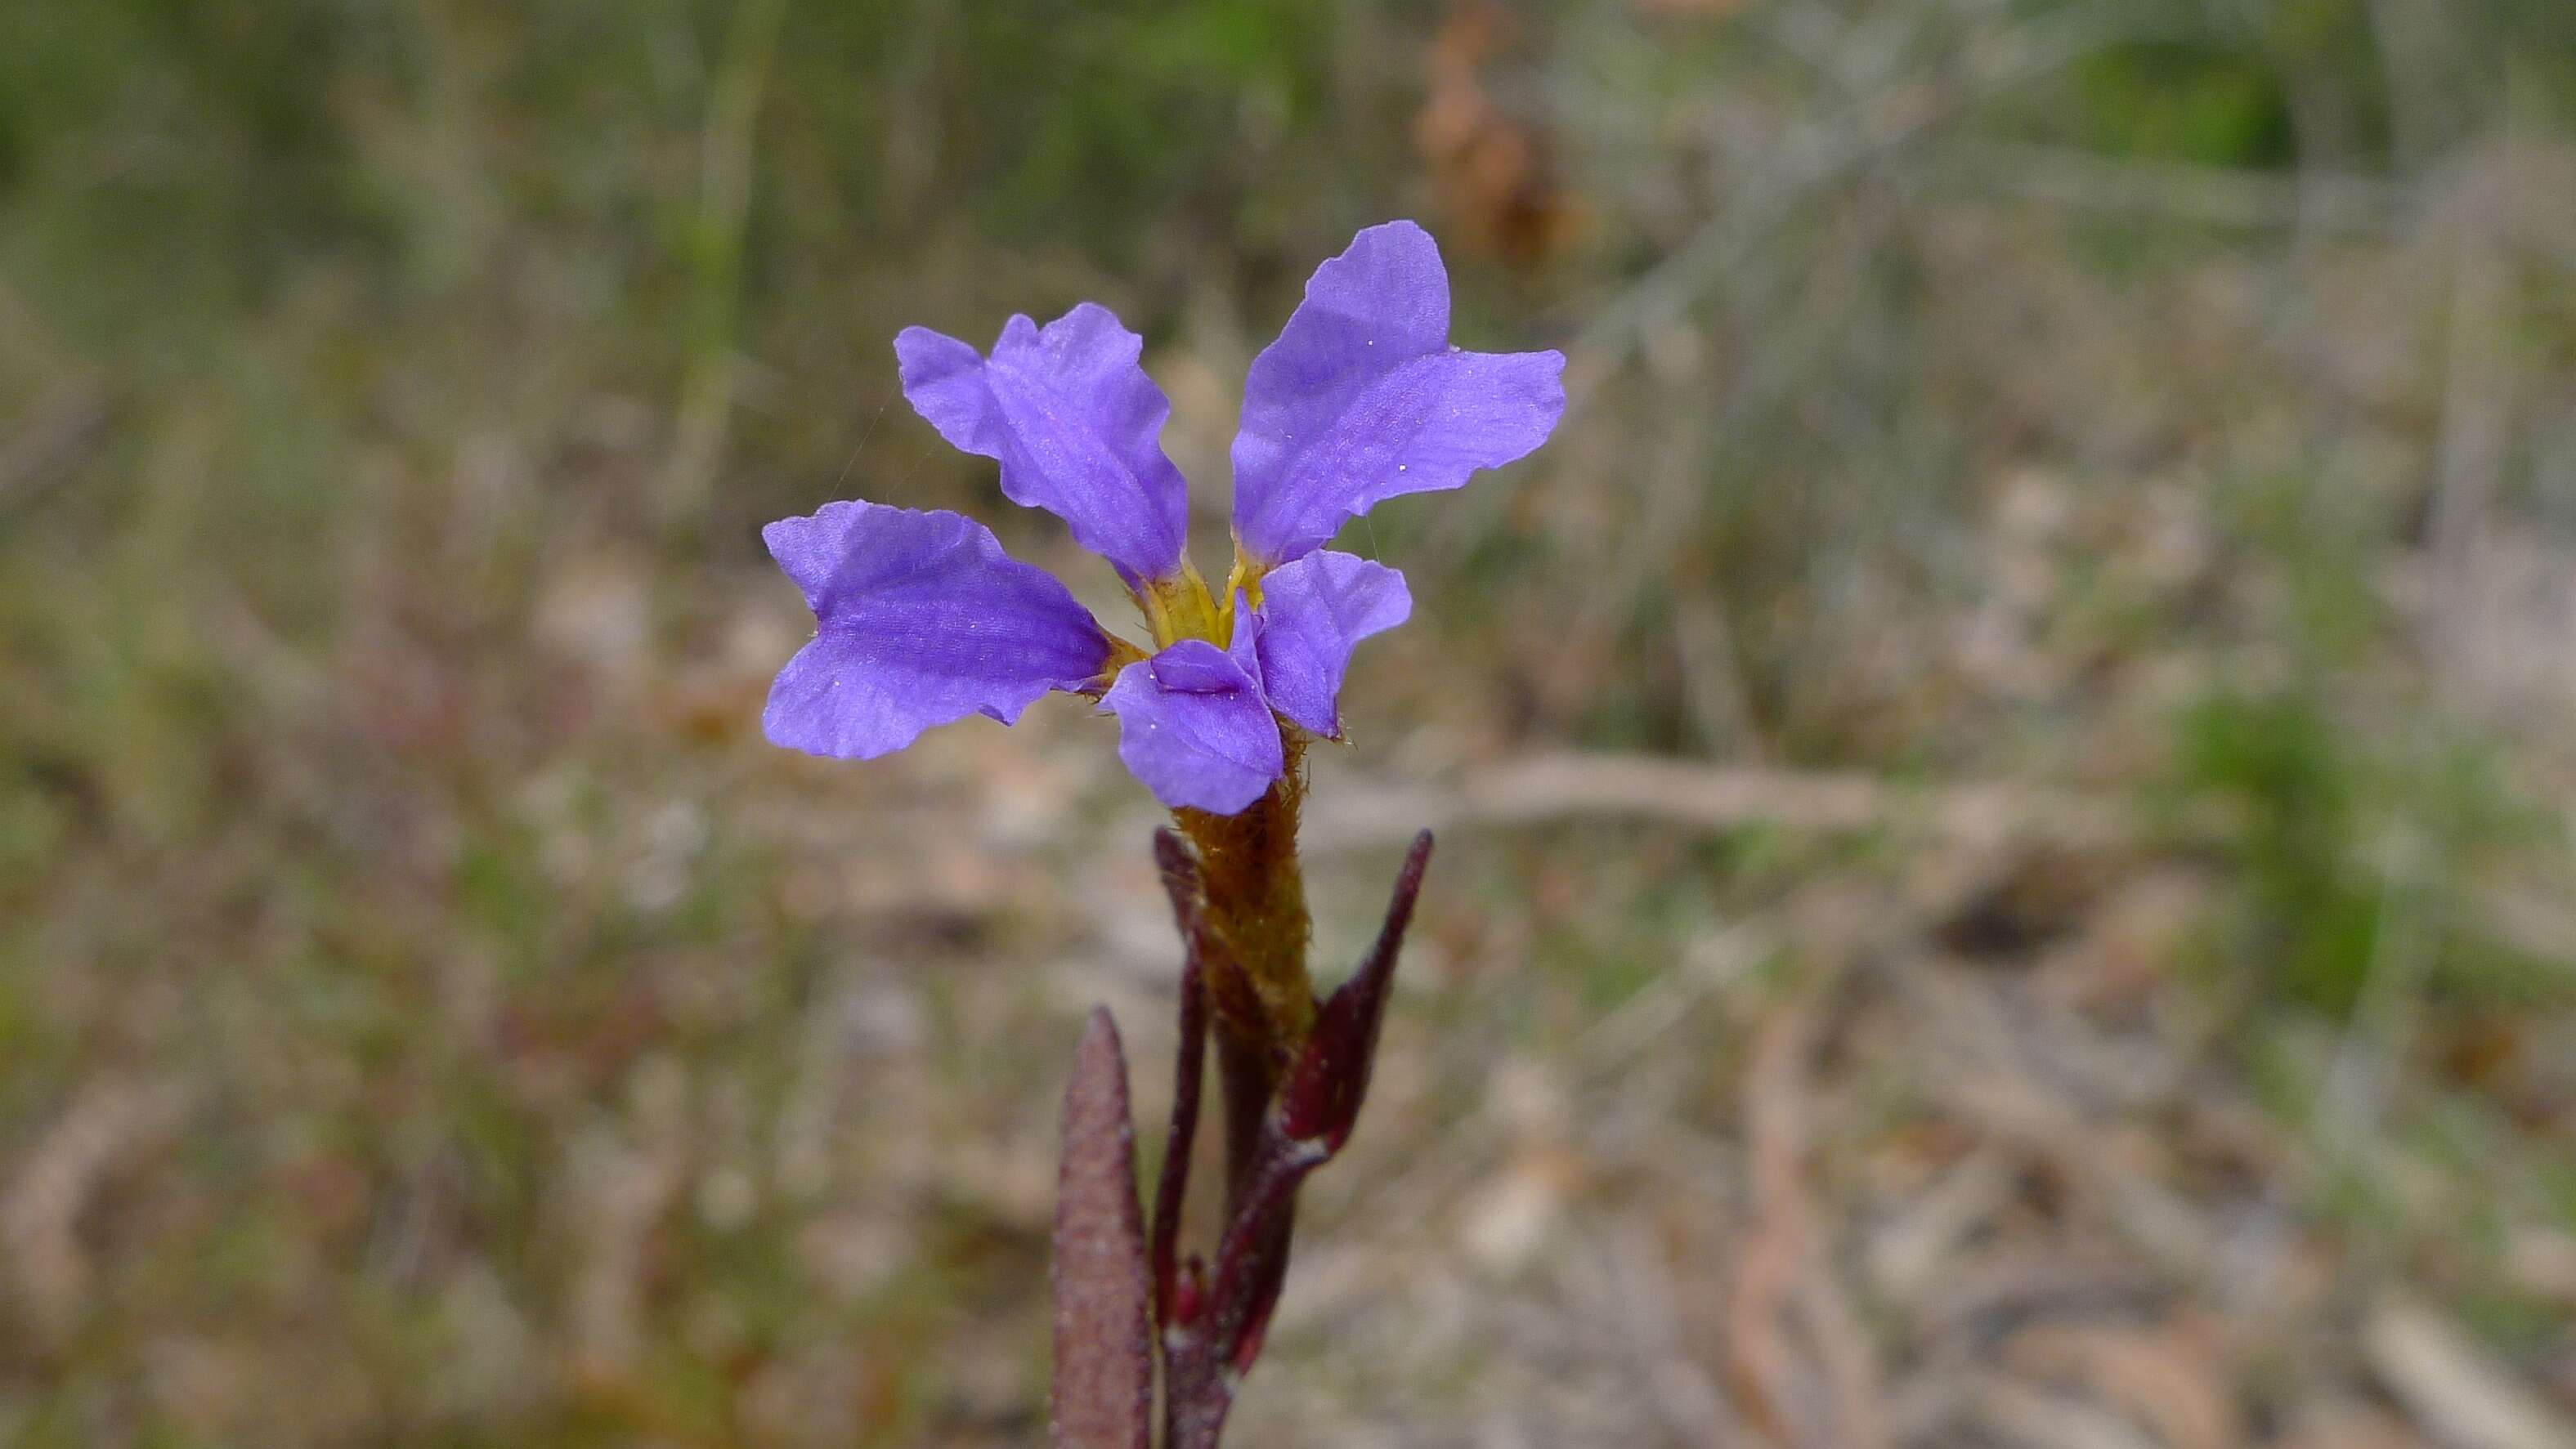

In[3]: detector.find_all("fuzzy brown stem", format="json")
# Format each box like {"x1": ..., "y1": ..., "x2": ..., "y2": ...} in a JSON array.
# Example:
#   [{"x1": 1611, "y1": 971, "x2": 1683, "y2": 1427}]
[
  {"x1": 1174, "y1": 734, "x2": 1315, "y2": 1059},
  {"x1": 1154, "y1": 833, "x2": 1434, "y2": 1449}
]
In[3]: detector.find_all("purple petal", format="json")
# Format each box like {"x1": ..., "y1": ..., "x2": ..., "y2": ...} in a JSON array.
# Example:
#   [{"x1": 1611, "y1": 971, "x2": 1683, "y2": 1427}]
[
  {"x1": 1100, "y1": 642, "x2": 1284, "y2": 813},
  {"x1": 1226, "y1": 589, "x2": 1264, "y2": 680},
  {"x1": 763, "y1": 501, "x2": 1109, "y2": 759},
  {"x1": 896, "y1": 303, "x2": 1190, "y2": 587},
  {"x1": 1230, "y1": 221, "x2": 1566, "y2": 566},
  {"x1": 1251, "y1": 550, "x2": 1411, "y2": 738}
]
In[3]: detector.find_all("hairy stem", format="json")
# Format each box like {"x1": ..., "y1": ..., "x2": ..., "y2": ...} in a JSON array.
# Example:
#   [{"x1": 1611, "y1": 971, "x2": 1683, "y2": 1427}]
[{"x1": 1174, "y1": 734, "x2": 1315, "y2": 1061}]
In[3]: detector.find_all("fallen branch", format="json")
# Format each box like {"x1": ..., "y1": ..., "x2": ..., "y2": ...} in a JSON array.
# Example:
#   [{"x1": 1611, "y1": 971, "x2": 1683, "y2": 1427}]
[{"x1": 1309, "y1": 753, "x2": 2126, "y2": 852}]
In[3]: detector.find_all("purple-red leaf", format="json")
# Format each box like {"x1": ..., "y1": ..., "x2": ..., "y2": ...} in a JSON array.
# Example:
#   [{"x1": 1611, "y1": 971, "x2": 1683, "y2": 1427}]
[
  {"x1": 1165, "y1": 832, "x2": 1436, "y2": 1448},
  {"x1": 1275, "y1": 830, "x2": 1432, "y2": 1150},
  {"x1": 1051, "y1": 1008, "x2": 1154, "y2": 1449},
  {"x1": 1149, "y1": 829, "x2": 1210, "y2": 1329}
]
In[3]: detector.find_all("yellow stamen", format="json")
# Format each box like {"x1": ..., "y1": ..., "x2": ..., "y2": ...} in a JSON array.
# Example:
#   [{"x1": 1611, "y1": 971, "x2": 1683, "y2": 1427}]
[
  {"x1": 1224, "y1": 539, "x2": 1271, "y2": 613},
  {"x1": 1135, "y1": 559, "x2": 1225, "y2": 650}
]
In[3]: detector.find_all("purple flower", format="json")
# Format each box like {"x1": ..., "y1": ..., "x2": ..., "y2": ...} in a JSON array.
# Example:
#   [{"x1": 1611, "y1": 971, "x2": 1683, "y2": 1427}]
[{"x1": 763, "y1": 221, "x2": 1566, "y2": 814}]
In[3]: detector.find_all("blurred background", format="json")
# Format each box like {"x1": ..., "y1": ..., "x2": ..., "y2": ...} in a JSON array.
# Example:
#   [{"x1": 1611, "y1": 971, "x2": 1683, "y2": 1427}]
[{"x1": 5, "y1": 0, "x2": 2576, "y2": 1444}]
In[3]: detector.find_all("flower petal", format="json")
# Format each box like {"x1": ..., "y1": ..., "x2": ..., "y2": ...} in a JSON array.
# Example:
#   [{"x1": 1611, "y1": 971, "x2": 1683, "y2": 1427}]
[
  {"x1": 763, "y1": 501, "x2": 1110, "y2": 759},
  {"x1": 1251, "y1": 550, "x2": 1411, "y2": 738},
  {"x1": 1226, "y1": 588, "x2": 1264, "y2": 680},
  {"x1": 1230, "y1": 221, "x2": 1566, "y2": 565},
  {"x1": 896, "y1": 303, "x2": 1190, "y2": 587},
  {"x1": 1100, "y1": 641, "x2": 1284, "y2": 813}
]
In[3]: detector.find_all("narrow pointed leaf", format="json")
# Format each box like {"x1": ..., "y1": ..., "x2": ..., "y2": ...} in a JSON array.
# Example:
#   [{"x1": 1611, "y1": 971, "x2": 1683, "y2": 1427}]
[
  {"x1": 1051, "y1": 1009, "x2": 1154, "y2": 1449},
  {"x1": 1149, "y1": 829, "x2": 1211, "y2": 1327},
  {"x1": 1167, "y1": 834, "x2": 1436, "y2": 1447},
  {"x1": 1275, "y1": 830, "x2": 1433, "y2": 1149}
]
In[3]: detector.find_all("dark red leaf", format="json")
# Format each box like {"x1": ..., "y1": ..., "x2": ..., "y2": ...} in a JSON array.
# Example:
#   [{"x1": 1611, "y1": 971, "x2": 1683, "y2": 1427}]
[
  {"x1": 1165, "y1": 833, "x2": 1436, "y2": 1447},
  {"x1": 1051, "y1": 1008, "x2": 1154, "y2": 1449},
  {"x1": 1149, "y1": 830, "x2": 1211, "y2": 1327},
  {"x1": 1275, "y1": 830, "x2": 1433, "y2": 1150}
]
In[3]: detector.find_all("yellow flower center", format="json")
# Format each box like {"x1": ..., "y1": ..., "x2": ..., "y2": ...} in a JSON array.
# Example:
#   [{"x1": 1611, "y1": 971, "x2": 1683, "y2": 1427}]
[
  {"x1": 1128, "y1": 541, "x2": 1277, "y2": 656},
  {"x1": 1137, "y1": 560, "x2": 1224, "y2": 650},
  {"x1": 1223, "y1": 539, "x2": 1270, "y2": 615}
]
